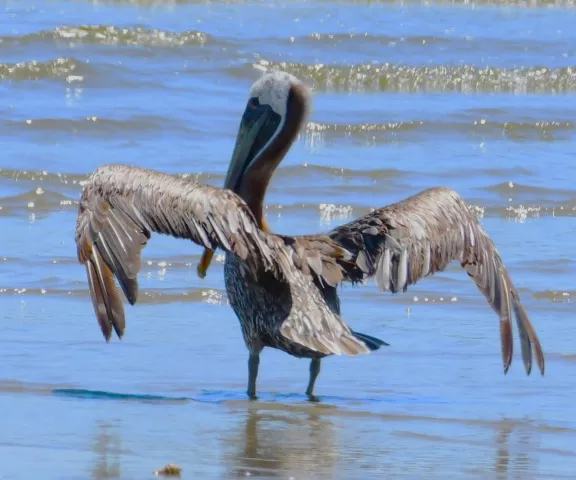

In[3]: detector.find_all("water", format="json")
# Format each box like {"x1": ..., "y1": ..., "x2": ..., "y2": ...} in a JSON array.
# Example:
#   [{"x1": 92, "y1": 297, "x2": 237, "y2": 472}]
[{"x1": 1, "y1": 0, "x2": 575, "y2": 478}]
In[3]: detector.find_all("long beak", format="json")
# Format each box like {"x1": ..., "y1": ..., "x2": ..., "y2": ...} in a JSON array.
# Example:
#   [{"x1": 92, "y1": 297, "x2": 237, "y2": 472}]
[
  {"x1": 197, "y1": 101, "x2": 280, "y2": 280},
  {"x1": 223, "y1": 102, "x2": 280, "y2": 192}
]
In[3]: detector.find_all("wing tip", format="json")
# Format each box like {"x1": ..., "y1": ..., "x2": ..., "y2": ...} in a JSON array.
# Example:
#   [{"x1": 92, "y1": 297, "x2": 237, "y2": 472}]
[
  {"x1": 103, "y1": 331, "x2": 112, "y2": 343},
  {"x1": 114, "y1": 327, "x2": 125, "y2": 340},
  {"x1": 511, "y1": 293, "x2": 546, "y2": 377},
  {"x1": 86, "y1": 248, "x2": 127, "y2": 344},
  {"x1": 101, "y1": 328, "x2": 124, "y2": 343},
  {"x1": 531, "y1": 333, "x2": 546, "y2": 376},
  {"x1": 500, "y1": 319, "x2": 513, "y2": 376},
  {"x1": 523, "y1": 363, "x2": 532, "y2": 376},
  {"x1": 351, "y1": 330, "x2": 389, "y2": 351},
  {"x1": 507, "y1": 354, "x2": 545, "y2": 377},
  {"x1": 279, "y1": 325, "x2": 371, "y2": 357},
  {"x1": 126, "y1": 293, "x2": 138, "y2": 306},
  {"x1": 339, "y1": 336, "x2": 371, "y2": 356},
  {"x1": 538, "y1": 360, "x2": 546, "y2": 376},
  {"x1": 534, "y1": 341, "x2": 546, "y2": 376}
]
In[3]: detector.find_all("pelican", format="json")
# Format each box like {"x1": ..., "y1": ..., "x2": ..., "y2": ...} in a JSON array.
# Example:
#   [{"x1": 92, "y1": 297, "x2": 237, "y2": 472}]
[{"x1": 75, "y1": 71, "x2": 545, "y2": 401}]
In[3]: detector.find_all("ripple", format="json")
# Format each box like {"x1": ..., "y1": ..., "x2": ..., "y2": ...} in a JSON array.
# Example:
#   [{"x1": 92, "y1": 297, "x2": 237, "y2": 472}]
[
  {"x1": 533, "y1": 290, "x2": 574, "y2": 302},
  {"x1": 0, "y1": 25, "x2": 214, "y2": 48},
  {"x1": 0, "y1": 169, "x2": 87, "y2": 186},
  {"x1": 4, "y1": 115, "x2": 192, "y2": 135},
  {"x1": 66, "y1": 0, "x2": 243, "y2": 5},
  {"x1": 250, "y1": 59, "x2": 576, "y2": 94},
  {"x1": 319, "y1": 0, "x2": 576, "y2": 7},
  {"x1": 483, "y1": 181, "x2": 575, "y2": 196},
  {"x1": 0, "y1": 168, "x2": 215, "y2": 185},
  {"x1": 50, "y1": 0, "x2": 576, "y2": 8},
  {"x1": 3, "y1": 281, "x2": 565, "y2": 307},
  {"x1": 0, "y1": 286, "x2": 229, "y2": 306},
  {"x1": 0, "y1": 58, "x2": 85, "y2": 82},
  {"x1": 297, "y1": 33, "x2": 456, "y2": 46},
  {"x1": 304, "y1": 119, "x2": 575, "y2": 143},
  {"x1": 0, "y1": 165, "x2": 400, "y2": 197},
  {"x1": 2, "y1": 169, "x2": 576, "y2": 221},
  {"x1": 274, "y1": 163, "x2": 405, "y2": 180},
  {"x1": 0, "y1": 188, "x2": 75, "y2": 216},
  {"x1": 283, "y1": 32, "x2": 571, "y2": 58}
]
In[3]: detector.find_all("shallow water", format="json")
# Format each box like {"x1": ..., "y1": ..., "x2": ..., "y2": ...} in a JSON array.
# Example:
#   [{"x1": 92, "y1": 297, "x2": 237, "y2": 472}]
[{"x1": 1, "y1": 0, "x2": 576, "y2": 478}]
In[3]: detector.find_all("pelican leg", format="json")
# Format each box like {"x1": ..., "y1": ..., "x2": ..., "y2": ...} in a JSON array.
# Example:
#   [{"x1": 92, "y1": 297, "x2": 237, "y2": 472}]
[
  {"x1": 247, "y1": 352, "x2": 260, "y2": 400},
  {"x1": 305, "y1": 358, "x2": 322, "y2": 402}
]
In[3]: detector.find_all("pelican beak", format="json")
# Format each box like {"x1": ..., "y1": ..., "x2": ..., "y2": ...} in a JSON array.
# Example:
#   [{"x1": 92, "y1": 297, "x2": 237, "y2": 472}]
[
  {"x1": 223, "y1": 99, "x2": 281, "y2": 193},
  {"x1": 197, "y1": 99, "x2": 280, "y2": 280}
]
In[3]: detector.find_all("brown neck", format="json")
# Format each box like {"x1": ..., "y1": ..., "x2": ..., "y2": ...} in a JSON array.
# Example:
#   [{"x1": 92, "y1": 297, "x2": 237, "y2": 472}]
[{"x1": 238, "y1": 85, "x2": 308, "y2": 228}]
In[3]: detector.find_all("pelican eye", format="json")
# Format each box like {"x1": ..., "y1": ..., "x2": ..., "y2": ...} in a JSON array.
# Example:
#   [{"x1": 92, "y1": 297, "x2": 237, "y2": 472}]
[{"x1": 247, "y1": 97, "x2": 260, "y2": 110}]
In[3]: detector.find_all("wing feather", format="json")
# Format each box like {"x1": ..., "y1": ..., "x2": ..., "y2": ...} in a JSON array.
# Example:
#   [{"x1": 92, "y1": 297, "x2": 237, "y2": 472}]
[
  {"x1": 76, "y1": 164, "x2": 374, "y2": 356},
  {"x1": 75, "y1": 164, "x2": 286, "y2": 341},
  {"x1": 278, "y1": 269, "x2": 370, "y2": 356},
  {"x1": 307, "y1": 186, "x2": 545, "y2": 375}
]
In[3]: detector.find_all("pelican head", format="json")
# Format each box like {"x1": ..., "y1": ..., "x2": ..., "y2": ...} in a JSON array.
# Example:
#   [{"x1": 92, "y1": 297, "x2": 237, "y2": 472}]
[
  {"x1": 197, "y1": 71, "x2": 310, "y2": 279},
  {"x1": 223, "y1": 71, "x2": 310, "y2": 215}
]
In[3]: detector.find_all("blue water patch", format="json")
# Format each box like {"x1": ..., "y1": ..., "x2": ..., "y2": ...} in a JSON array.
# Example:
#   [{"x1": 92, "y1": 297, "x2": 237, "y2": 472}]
[
  {"x1": 52, "y1": 388, "x2": 191, "y2": 402},
  {"x1": 52, "y1": 387, "x2": 449, "y2": 407}
]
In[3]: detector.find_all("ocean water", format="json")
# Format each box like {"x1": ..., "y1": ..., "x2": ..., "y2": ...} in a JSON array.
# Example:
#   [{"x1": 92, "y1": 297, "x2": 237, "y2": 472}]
[{"x1": 1, "y1": 0, "x2": 576, "y2": 478}]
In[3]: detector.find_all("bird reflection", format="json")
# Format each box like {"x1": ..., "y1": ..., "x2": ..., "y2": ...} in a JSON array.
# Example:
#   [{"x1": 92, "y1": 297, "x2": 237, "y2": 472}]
[
  {"x1": 494, "y1": 420, "x2": 538, "y2": 478},
  {"x1": 226, "y1": 405, "x2": 338, "y2": 478},
  {"x1": 90, "y1": 424, "x2": 122, "y2": 479}
]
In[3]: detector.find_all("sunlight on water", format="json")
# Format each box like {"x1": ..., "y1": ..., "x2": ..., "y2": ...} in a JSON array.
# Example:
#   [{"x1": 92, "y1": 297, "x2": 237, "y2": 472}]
[{"x1": 1, "y1": 0, "x2": 576, "y2": 478}]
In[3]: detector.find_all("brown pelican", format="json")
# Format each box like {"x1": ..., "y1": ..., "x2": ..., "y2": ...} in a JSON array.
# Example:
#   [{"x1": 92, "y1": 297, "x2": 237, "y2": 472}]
[{"x1": 75, "y1": 71, "x2": 545, "y2": 401}]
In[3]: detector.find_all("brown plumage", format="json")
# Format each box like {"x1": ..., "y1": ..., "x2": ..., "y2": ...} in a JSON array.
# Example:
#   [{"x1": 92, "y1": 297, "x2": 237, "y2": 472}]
[
  {"x1": 75, "y1": 164, "x2": 376, "y2": 359},
  {"x1": 76, "y1": 70, "x2": 544, "y2": 401},
  {"x1": 76, "y1": 164, "x2": 284, "y2": 340},
  {"x1": 291, "y1": 186, "x2": 544, "y2": 375}
]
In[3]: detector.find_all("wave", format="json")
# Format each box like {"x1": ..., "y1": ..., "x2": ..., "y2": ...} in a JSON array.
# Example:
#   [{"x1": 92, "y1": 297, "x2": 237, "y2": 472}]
[
  {"x1": 0, "y1": 25, "x2": 214, "y2": 49},
  {"x1": 280, "y1": 32, "x2": 570, "y2": 57},
  {"x1": 3, "y1": 282, "x2": 572, "y2": 307},
  {"x1": 5, "y1": 114, "x2": 573, "y2": 146},
  {"x1": 0, "y1": 57, "x2": 85, "y2": 82},
  {"x1": 1, "y1": 189, "x2": 575, "y2": 225},
  {"x1": 272, "y1": 163, "x2": 405, "y2": 180},
  {"x1": 1, "y1": 166, "x2": 575, "y2": 224},
  {"x1": 3, "y1": 115, "x2": 192, "y2": 135},
  {"x1": 0, "y1": 286, "x2": 229, "y2": 306},
  {"x1": 304, "y1": 119, "x2": 575, "y2": 142},
  {"x1": 62, "y1": 0, "x2": 576, "y2": 9},
  {"x1": 533, "y1": 290, "x2": 575, "y2": 302},
  {"x1": 315, "y1": 0, "x2": 576, "y2": 7},
  {"x1": 483, "y1": 181, "x2": 575, "y2": 196},
  {"x1": 248, "y1": 59, "x2": 576, "y2": 94},
  {"x1": 0, "y1": 169, "x2": 219, "y2": 197}
]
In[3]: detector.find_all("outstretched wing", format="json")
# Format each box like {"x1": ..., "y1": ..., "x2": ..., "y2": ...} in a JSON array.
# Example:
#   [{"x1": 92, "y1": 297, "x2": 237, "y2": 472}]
[
  {"x1": 75, "y1": 164, "x2": 284, "y2": 341},
  {"x1": 75, "y1": 164, "x2": 375, "y2": 357},
  {"x1": 297, "y1": 187, "x2": 544, "y2": 375}
]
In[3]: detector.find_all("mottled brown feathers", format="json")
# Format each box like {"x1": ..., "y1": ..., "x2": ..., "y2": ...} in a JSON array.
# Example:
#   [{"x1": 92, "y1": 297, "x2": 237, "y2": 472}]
[
  {"x1": 76, "y1": 164, "x2": 288, "y2": 341},
  {"x1": 75, "y1": 168, "x2": 544, "y2": 374},
  {"x1": 75, "y1": 164, "x2": 373, "y2": 356},
  {"x1": 76, "y1": 170, "x2": 544, "y2": 376},
  {"x1": 304, "y1": 186, "x2": 544, "y2": 375},
  {"x1": 269, "y1": 187, "x2": 544, "y2": 375}
]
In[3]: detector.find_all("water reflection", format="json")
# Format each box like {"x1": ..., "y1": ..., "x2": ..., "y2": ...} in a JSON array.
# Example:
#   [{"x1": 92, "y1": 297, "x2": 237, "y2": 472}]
[
  {"x1": 226, "y1": 405, "x2": 338, "y2": 479},
  {"x1": 494, "y1": 421, "x2": 539, "y2": 478},
  {"x1": 91, "y1": 424, "x2": 122, "y2": 479},
  {"x1": 494, "y1": 421, "x2": 514, "y2": 475},
  {"x1": 223, "y1": 405, "x2": 550, "y2": 478}
]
